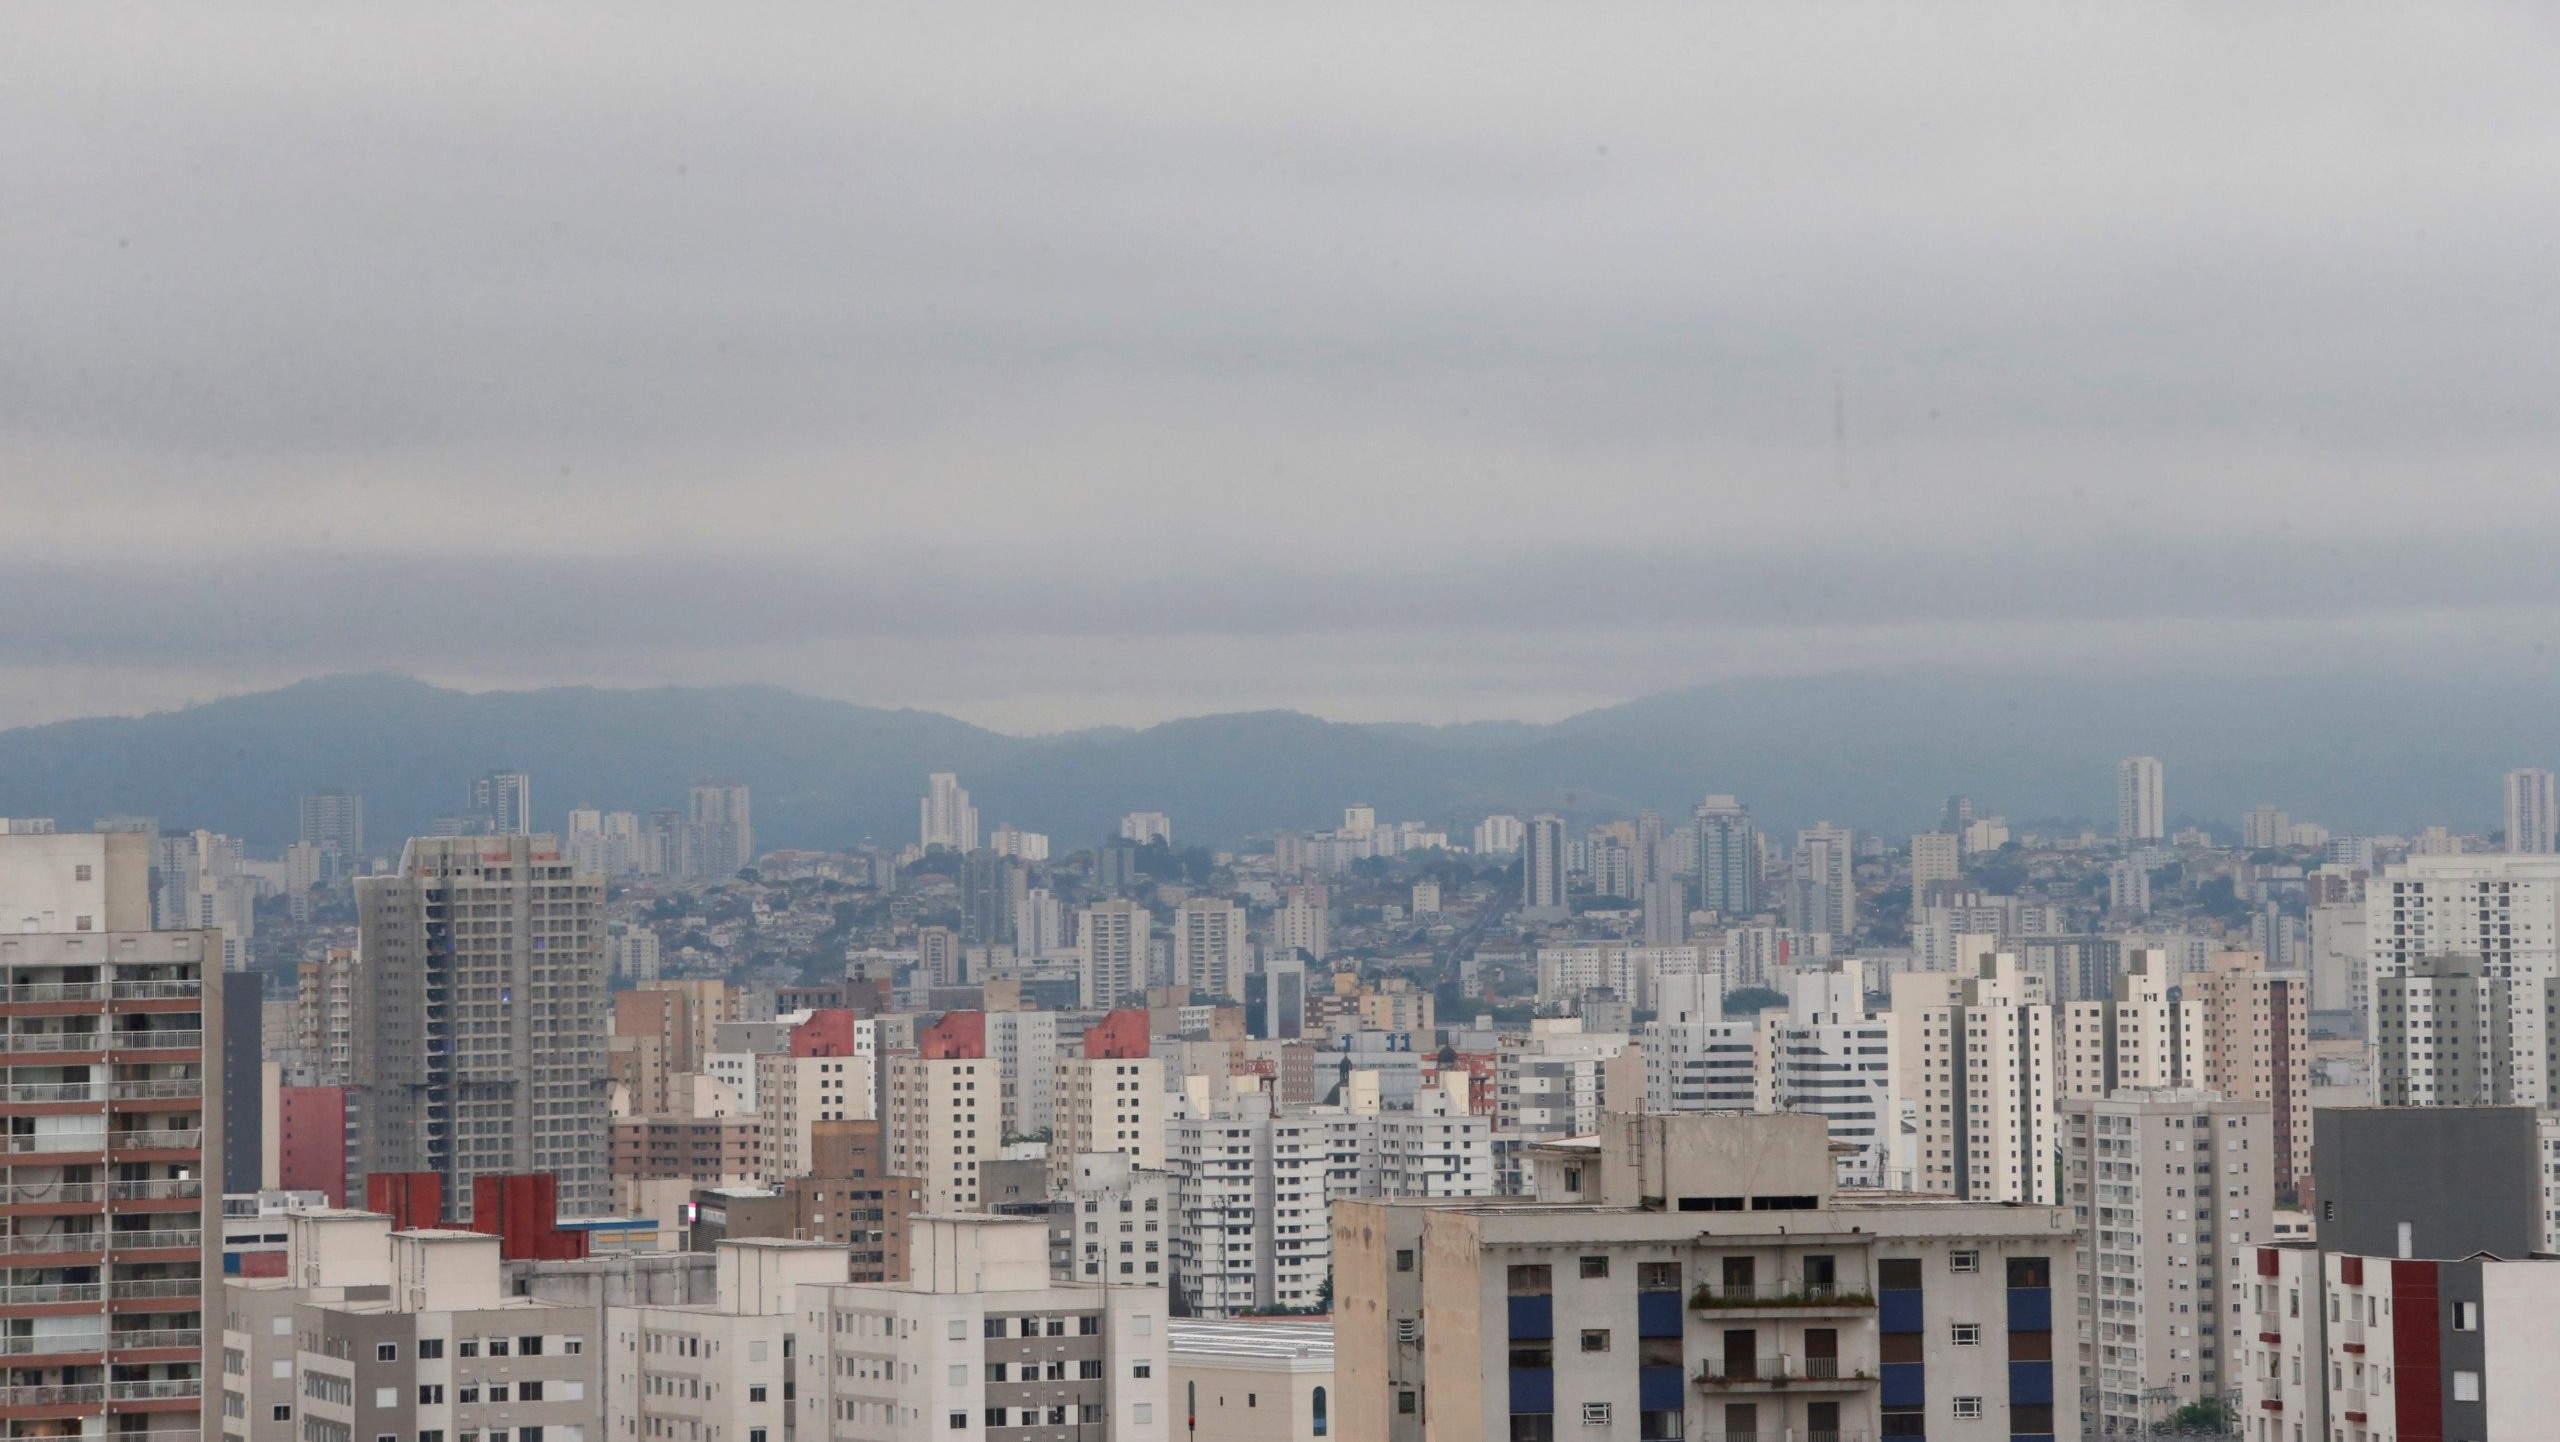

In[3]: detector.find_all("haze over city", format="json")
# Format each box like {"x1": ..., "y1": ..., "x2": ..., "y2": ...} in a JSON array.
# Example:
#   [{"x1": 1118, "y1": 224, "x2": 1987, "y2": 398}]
[{"x1": 13, "y1": 5, "x2": 2560, "y2": 729}]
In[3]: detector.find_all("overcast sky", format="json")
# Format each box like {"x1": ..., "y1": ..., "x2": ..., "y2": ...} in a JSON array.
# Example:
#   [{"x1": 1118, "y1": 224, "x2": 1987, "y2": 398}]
[{"x1": 9, "y1": 2, "x2": 2560, "y2": 731}]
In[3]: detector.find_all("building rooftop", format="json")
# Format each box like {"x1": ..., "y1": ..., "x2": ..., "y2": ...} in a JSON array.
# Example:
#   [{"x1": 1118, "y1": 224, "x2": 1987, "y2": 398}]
[{"x1": 1168, "y1": 1318, "x2": 1334, "y2": 1369}]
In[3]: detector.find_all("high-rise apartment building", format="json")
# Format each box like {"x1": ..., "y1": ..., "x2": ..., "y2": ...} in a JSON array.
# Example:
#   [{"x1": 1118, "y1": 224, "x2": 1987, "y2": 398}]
[
  {"x1": 1271, "y1": 884, "x2": 1328, "y2": 962},
  {"x1": 1170, "y1": 897, "x2": 1247, "y2": 1003},
  {"x1": 2180, "y1": 950, "x2": 2310, "y2": 1197},
  {"x1": 1521, "y1": 814, "x2": 1568, "y2": 921},
  {"x1": 298, "y1": 788, "x2": 365, "y2": 881},
  {"x1": 1051, "y1": 1011, "x2": 1164, "y2": 1191},
  {"x1": 1120, "y1": 811, "x2": 1172, "y2": 846},
  {"x1": 883, "y1": 1011, "x2": 996, "y2": 1211},
  {"x1": 0, "y1": 830, "x2": 221, "y2": 1442},
  {"x1": 1165, "y1": 1086, "x2": 1331, "y2": 1316},
  {"x1": 982, "y1": 1007, "x2": 1060, "y2": 1140},
  {"x1": 1078, "y1": 899, "x2": 1148, "y2": 1009},
  {"x1": 1892, "y1": 951, "x2": 2058, "y2": 1203},
  {"x1": 686, "y1": 780, "x2": 753, "y2": 878},
  {"x1": 351, "y1": 834, "x2": 610, "y2": 1221},
  {"x1": 920, "y1": 772, "x2": 979, "y2": 853},
  {"x1": 2369, "y1": 952, "x2": 2551, "y2": 1106},
  {"x1": 1759, "y1": 965, "x2": 1902, "y2": 1189},
  {"x1": 2116, "y1": 755, "x2": 2165, "y2": 842},
  {"x1": 471, "y1": 770, "x2": 533, "y2": 835},
  {"x1": 1337, "y1": 1111, "x2": 2077, "y2": 1442},
  {"x1": 1473, "y1": 814, "x2": 1525, "y2": 855},
  {"x1": 2367, "y1": 852, "x2": 2560, "y2": 1107},
  {"x1": 1910, "y1": 831, "x2": 1961, "y2": 893},
  {"x1": 800, "y1": 1215, "x2": 1172, "y2": 1442},
  {"x1": 1792, "y1": 821, "x2": 1857, "y2": 940},
  {"x1": 607, "y1": 1238, "x2": 842, "y2": 1442},
  {"x1": 2508, "y1": 765, "x2": 2558, "y2": 853},
  {"x1": 2064, "y1": 1089, "x2": 2271, "y2": 1436},
  {"x1": 2060, "y1": 947, "x2": 2192, "y2": 1101},
  {"x1": 1694, "y1": 795, "x2": 1760, "y2": 917}
]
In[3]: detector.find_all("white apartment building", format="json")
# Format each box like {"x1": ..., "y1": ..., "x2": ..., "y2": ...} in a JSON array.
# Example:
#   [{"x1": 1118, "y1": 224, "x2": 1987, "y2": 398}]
[
  {"x1": 921, "y1": 773, "x2": 979, "y2": 853},
  {"x1": 984, "y1": 1009, "x2": 1061, "y2": 1140},
  {"x1": 1640, "y1": 972, "x2": 1760, "y2": 1114},
  {"x1": 2367, "y1": 851, "x2": 2560, "y2": 1105},
  {"x1": 2118, "y1": 755, "x2": 2165, "y2": 842},
  {"x1": 1474, "y1": 814, "x2": 1526, "y2": 855},
  {"x1": 758, "y1": 1052, "x2": 869, "y2": 1180},
  {"x1": 1051, "y1": 1051, "x2": 1166, "y2": 1191},
  {"x1": 1078, "y1": 901, "x2": 1148, "y2": 1009},
  {"x1": 1495, "y1": 1019, "x2": 1635, "y2": 1147},
  {"x1": 2064, "y1": 1090, "x2": 2270, "y2": 1437},
  {"x1": 1166, "y1": 1085, "x2": 1332, "y2": 1316},
  {"x1": 1761, "y1": 966, "x2": 1901, "y2": 1190},
  {"x1": 1535, "y1": 945, "x2": 1706, "y2": 1012},
  {"x1": 800, "y1": 1216, "x2": 1171, "y2": 1442},
  {"x1": 884, "y1": 1053, "x2": 995, "y2": 1211},
  {"x1": 1271, "y1": 886, "x2": 1329, "y2": 962},
  {"x1": 1120, "y1": 813, "x2": 1172, "y2": 846},
  {"x1": 1055, "y1": 1151, "x2": 1177, "y2": 1286},
  {"x1": 1892, "y1": 951, "x2": 2059, "y2": 1204},
  {"x1": 1170, "y1": 898, "x2": 1248, "y2": 1004},
  {"x1": 2060, "y1": 947, "x2": 2194, "y2": 1100},
  {"x1": 222, "y1": 1213, "x2": 602, "y2": 1442},
  {"x1": 2508, "y1": 765, "x2": 2557, "y2": 854},
  {"x1": 607, "y1": 1239, "x2": 845, "y2": 1442}
]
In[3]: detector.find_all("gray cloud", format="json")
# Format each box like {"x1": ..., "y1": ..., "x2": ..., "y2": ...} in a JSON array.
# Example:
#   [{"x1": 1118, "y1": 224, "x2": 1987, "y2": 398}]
[{"x1": 6, "y1": 2, "x2": 2560, "y2": 727}]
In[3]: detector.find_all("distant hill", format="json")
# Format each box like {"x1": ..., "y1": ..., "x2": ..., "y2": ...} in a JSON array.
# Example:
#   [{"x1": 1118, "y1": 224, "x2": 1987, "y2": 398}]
[{"x1": 0, "y1": 668, "x2": 2545, "y2": 853}]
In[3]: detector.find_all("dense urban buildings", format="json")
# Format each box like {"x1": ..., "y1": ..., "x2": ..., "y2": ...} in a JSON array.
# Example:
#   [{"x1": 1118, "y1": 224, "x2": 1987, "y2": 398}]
[{"x1": 52, "y1": 747, "x2": 2560, "y2": 1440}]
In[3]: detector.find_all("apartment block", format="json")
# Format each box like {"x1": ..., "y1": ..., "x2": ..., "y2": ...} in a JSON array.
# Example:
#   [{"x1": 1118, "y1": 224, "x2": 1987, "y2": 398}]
[
  {"x1": 352, "y1": 834, "x2": 610, "y2": 1220},
  {"x1": 2181, "y1": 951, "x2": 2309, "y2": 1197},
  {"x1": 606, "y1": 1238, "x2": 843, "y2": 1442},
  {"x1": 2368, "y1": 853, "x2": 2560, "y2": 1106},
  {"x1": 1893, "y1": 951, "x2": 2059, "y2": 1203},
  {"x1": 1165, "y1": 1086, "x2": 1327, "y2": 1316},
  {"x1": 1050, "y1": 1012, "x2": 1164, "y2": 1192},
  {"x1": 1336, "y1": 1111, "x2": 2077, "y2": 1442},
  {"x1": 800, "y1": 1215, "x2": 1171, "y2": 1442},
  {"x1": 220, "y1": 1212, "x2": 602, "y2": 1442},
  {"x1": 2064, "y1": 1089, "x2": 2271, "y2": 1437},
  {"x1": 0, "y1": 829, "x2": 221, "y2": 1442},
  {"x1": 885, "y1": 1013, "x2": 997, "y2": 1211}
]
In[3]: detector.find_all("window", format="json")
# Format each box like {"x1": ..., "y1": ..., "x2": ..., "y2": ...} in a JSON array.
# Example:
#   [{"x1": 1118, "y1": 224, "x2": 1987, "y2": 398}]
[
  {"x1": 749, "y1": 1386, "x2": 767, "y2": 1403},
  {"x1": 949, "y1": 1415, "x2": 968, "y2": 1431},
  {"x1": 459, "y1": 1340, "x2": 480, "y2": 1358},
  {"x1": 1949, "y1": 1250, "x2": 1980, "y2": 1273},
  {"x1": 1396, "y1": 1249, "x2": 1415, "y2": 1273},
  {"x1": 378, "y1": 1344, "x2": 400, "y2": 1362},
  {"x1": 420, "y1": 1386, "x2": 445, "y2": 1405},
  {"x1": 1510, "y1": 1416, "x2": 1555, "y2": 1442},
  {"x1": 1079, "y1": 1360, "x2": 1104, "y2": 1379},
  {"x1": 375, "y1": 1390, "x2": 398, "y2": 1409},
  {"x1": 2452, "y1": 1301, "x2": 2481, "y2": 1331},
  {"x1": 518, "y1": 1382, "x2": 543, "y2": 1402},
  {"x1": 1581, "y1": 1329, "x2": 1611, "y2": 1353},
  {"x1": 1952, "y1": 1324, "x2": 1981, "y2": 1346},
  {"x1": 987, "y1": 1364, "x2": 1008, "y2": 1383},
  {"x1": 2453, "y1": 1371, "x2": 2481, "y2": 1402},
  {"x1": 1579, "y1": 1256, "x2": 1610, "y2": 1280},
  {"x1": 1952, "y1": 1396, "x2": 1984, "y2": 1419},
  {"x1": 1580, "y1": 1403, "x2": 1612, "y2": 1425},
  {"x1": 422, "y1": 1433, "x2": 445, "y2": 1442},
  {"x1": 948, "y1": 1366, "x2": 968, "y2": 1387},
  {"x1": 1637, "y1": 1262, "x2": 1680, "y2": 1290},
  {"x1": 983, "y1": 1412, "x2": 1007, "y2": 1429},
  {"x1": 947, "y1": 1320, "x2": 967, "y2": 1341},
  {"x1": 1133, "y1": 1360, "x2": 1152, "y2": 1378},
  {"x1": 750, "y1": 1432, "x2": 767, "y2": 1442},
  {"x1": 1313, "y1": 1386, "x2": 1328, "y2": 1436},
  {"x1": 419, "y1": 1340, "x2": 444, "y2": 1360},
  {"x1": 487, "y1": 1339, "x2": 511, "y2": 1357},
  {"x1": 2006, "y1": 1256, "x2": 2050, "y2": 1288},
  {"x1": 563, "y1": 1337, "x2": 583, "y2": 1355},
  {"x1": 1078, "y1": 1315, "x2": 1100, "y2": 1335},
  {"x1": 518, "y1": 1336, "x2": 544, "y2": 1356},
  {"x1": 1399, "y1": 1391, "x2": 1418, "y2": 1415},
  {"x1": 984, "y1": 1318, "x2": 1006, "y2": 1338},
  {"x1": 275, "y1": 1406, "x2": 293, "y2": 1422},
  {"x1": 486, "y1": 1386, "x2": 509, "y2": 1404},
  {"x1": 458, "y1": 1388, "x2": 480, "y2": 1405},
  {"x1": 1508, "y1": 1264, "x2": 1553, "y2": 1295},
  {"x1": 1080, "y1": 1404, "x2": 1103, "y2": 1424},
  {"x1": 1132, "y1": 1405, "x2": 1153, "y2": 1425}
]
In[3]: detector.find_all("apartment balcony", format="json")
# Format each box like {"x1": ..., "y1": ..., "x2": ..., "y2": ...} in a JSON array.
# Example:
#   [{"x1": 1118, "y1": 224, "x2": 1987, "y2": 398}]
[
  {"x1": 0, "y1": 1332, "x2": 105, "y2": 1356},
  {"x1": 0, "y1": 1382, "x2": 107, "y2": 1407},
  {"x1": 109, "y1": 1130, "x2": 203, "y2": 1154},
  {"x1": 1694, "y1": 1355, "x2": 1876, "y2": 1390},
  {"x1": 1688, "y1": 1283, "x2": 1878, "y2": 1314},
  {"x1": 110, "y1": 1079, "x2": 204, "y2": 1103},
  {"x1": 0, "y1": 1083, "x2": 99, "y2": 1104},
  {"x1": 3, "y1": 1132, "x2": 108, "y2": 1157},
  {"x1": 108, "y1": 1278, "x2": 204, "y2": 1301},
  {"x1": 0, "y1": 1034, "x2": 108, "y2": 1056},
  {"x1": 0, "y1": 1282, "x2": 103, "y2": 1306},
  {"x1": 1692, "y1": 1434, "x2": 1869, "y2": 1442},
  {"x1": 111, "y1": 1179, "x2": 203, "y2": 1203},
  {"x1": 1, "y1": 1229, "x2": 202, "y2": 1259},
  {"x1": 107, "y1": 1033, "x2": 203, "y2": 1053},
  {"x1": 110, "y1": 1329, "x2": 202, "y2": 1352},
  {"x1": 109, "y1": 1377, "x2": 203, "y2": 1403}
]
